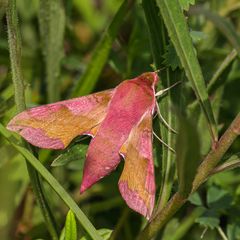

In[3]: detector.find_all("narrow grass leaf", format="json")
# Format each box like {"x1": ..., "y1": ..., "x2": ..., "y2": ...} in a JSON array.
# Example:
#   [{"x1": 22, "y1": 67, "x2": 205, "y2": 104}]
[
  {"x1": 176, "y1": 115, "x2": 201, "y2": 197},
  {"x1": 72, "y1": 0, "x2": 134, "y2": 97},
  {"x1": 65, "y1": 210, "x2": 77, "y2": 240},
  {"x1": 157, "y1": 0, "x2": 218, "y2": 141},
  {"x1": 39, "y1": 0, "x2": 65, "y2": 102}
]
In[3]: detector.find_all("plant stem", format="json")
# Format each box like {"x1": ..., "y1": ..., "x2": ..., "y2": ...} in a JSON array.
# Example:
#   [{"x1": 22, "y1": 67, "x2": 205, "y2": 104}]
[
  {"x1": 217, "y1": 226, "x2": 229, "y2": 240},
  {"x1": 6, "y1": 1, "x2": 58, "y2": 239},
  {"x1": 138, "y1": 113, "x2": 240, "y2": 240},
  {"x1": 6, "y1": 0, "x2": 25, "y2": 113}
]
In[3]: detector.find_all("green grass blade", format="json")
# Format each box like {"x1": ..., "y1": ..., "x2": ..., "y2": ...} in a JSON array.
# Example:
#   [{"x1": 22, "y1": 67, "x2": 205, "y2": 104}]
[
  {"x1": 208, "y1": 49, "x2": 238, "y2": 92},
  {"x1": 71, "y1": 0, "x2": 135, "y2": 97},
  {"x1": 38, "y1": 0, "x2": 65, "y2": 102},
  {"x1": 0, "y1": 124, "x2": 103, "y2": 240},
  {"x1": 175, "y1": 115, "x2": 201, "y2": 197},
  {"x1": 156, "y1": 0, "x2": 218, "y2": 141}
]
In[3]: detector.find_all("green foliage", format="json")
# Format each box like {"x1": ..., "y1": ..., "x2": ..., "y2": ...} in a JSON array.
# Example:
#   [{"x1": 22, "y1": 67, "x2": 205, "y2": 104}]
[
  {"x1": 176, "y1": 115, "x2": 201, "y2": 197},
  {"x1": 64, "y1": 210, "x2": 77, "y2": 240},
  {"x1": 51, "y1": 144, "x2": 88, "y2": 168},
  {"x1": 193, "y1": 186, "x2": 233, "y2": 230},
  {"x1": 162, "y1": 43, "x2": 181, "y2": 71}
]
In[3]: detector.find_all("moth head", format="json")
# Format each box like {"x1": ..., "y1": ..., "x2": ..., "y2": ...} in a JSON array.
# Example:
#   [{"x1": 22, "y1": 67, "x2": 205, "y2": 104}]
[{"x1": 139, "y1": 72, "x2": 159, "y2": 88}]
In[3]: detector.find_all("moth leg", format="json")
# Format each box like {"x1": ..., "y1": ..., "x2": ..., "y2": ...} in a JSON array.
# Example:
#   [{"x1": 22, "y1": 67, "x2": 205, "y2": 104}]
[
  {"x1": 153, "y1": 131, "x2": 175, "y2": 153},
  {"x1": 156, "y1": 103, "x2": 178, "y2": 134},
  {"x1": 155, "y1": 81, "x2": 181, "y2": 97}
]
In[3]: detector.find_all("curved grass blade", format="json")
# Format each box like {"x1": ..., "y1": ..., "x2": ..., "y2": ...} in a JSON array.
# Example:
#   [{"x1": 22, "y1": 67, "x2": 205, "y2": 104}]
[
  {"x1": 156, "y1": 0, "x2": 218, "y2": 142},
  {"x1": 207, "y1": 49, "x2": 238, "y2": 92},
  {"x1": 0, "y1": 124, "x2": 103, "y2": 240},
  {"x1": 72, "y1": 0, "x2": 135, "y2": 97}
]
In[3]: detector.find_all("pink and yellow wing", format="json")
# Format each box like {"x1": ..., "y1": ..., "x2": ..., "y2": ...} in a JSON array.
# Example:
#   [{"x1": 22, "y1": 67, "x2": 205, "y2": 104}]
[
  {"x1": 118, "y1": 109, "x2": 155, "y2": 219},
  {"x1": 7, "y1": 90, "x2": 113, "y2": 149}
]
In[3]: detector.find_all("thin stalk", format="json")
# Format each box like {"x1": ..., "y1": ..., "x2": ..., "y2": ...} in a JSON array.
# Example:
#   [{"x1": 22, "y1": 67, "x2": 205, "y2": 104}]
[
  {"x1": 6, "y1": 1, "x2": 58, "y2": 239},
  {"x1": 208, "y1": 49, "x2": 237, "y2": 92},
  {"x1": 137, "y1": 113, "x2": 240, "y2": 240},
  {"x1": 109, "y1": 208, "x2": 130, "y2": 240},
  {"x1": 217, "y1": 226, "x2": 229, "y2": 240},
  {"x1": 210, "y1": 159, "x2": 240, "y2": 176}
]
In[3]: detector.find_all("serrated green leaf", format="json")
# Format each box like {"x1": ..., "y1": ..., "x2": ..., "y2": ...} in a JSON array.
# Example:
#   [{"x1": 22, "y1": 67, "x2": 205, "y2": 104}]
[
  {"x1": 179, "y1": 0, "x2": 195, "y2": 11},
  {"x1": 163, "y1": 31, "x2": 205, "y2": 70},
  {"x1": 176, "y1": 115, "x2": 201, "y2": 197},
  {"x1": 207, "y1": 186, "x2": 232, "y2": 210},
  {"x1": 157, "y1": 0, "x2": 218, "y2": 141},
  {"x1": 162, "y1": 43, "x2": 182, "y2": 70},
  {"x1": 65, "y1": 210, "x2": 77, "y2": 240},
  {"x1": 51, "y1": 144, "x2": 88, "y2": 167},
  {"x1": 80, "y1": 229, "x2": 112, "y2": 240}
]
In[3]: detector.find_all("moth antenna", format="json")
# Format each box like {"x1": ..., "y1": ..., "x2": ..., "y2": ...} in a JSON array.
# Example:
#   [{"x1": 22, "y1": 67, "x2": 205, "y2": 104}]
[
  {"x1": 155, "y1": 81, "x2": 181, "y2": 97},
  {"x1": 153, "y1": 131, "x2": 175, "y2": 153},
  {"x1": 153, "y1": 112, "x2": 158, "y2": 119},
  {"x1": 156, "y1": 103, "x2": 178, "y2": 134}
]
